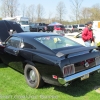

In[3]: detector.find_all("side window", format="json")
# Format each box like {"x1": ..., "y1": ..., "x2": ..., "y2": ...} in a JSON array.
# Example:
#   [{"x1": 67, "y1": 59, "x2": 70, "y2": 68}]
[{"x1": 6, "y1": 37, "x2": 23, "y2": 48}]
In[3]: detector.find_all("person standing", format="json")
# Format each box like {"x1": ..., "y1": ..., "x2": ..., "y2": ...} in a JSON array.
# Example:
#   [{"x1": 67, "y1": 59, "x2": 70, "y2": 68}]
[{"x1": 82, "y1": 21, "x2": 95, "y2": 47}]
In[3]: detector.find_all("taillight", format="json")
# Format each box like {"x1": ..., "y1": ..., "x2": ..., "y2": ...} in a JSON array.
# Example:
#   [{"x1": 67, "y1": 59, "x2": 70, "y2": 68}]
[
  {"x1": 95, "y1": 56, "x2": 100, "y2": 65},
  {"x1": 63, "y1": 64, "x2": 75, "y2": 77}
]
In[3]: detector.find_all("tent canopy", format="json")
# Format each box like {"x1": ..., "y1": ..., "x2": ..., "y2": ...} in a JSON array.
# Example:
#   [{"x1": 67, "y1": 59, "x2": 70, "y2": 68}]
[{"x1": 48, "y1": 22, "x2": 62, "y2": 26}]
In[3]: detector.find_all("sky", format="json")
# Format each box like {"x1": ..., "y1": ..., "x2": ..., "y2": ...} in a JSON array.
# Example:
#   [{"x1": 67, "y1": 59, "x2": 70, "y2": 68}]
[
  {"x1": 1, "y1": 0, "x2": 100, "y2": 20},
  {"x1": 19, "y1": 0, "x2": 100, "y2": 20}
]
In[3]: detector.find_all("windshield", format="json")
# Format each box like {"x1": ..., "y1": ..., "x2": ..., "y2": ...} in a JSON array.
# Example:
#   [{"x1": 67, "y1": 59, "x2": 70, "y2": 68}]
[
  {"x1": 34, "y1": 36, "x2": 81, "y2": 49},
  {"x1": 19, "y1": 21, "x2": 29, "y2": 25},
  {"x1": 73, "y1": 25, "x2": 77, "y2": 28},
  {"x1": 68, "y1": 25, "x2": 72, "y2": 28},
  {"x1": 79, "y1": 24, "x2": 85, "y2": 27}
]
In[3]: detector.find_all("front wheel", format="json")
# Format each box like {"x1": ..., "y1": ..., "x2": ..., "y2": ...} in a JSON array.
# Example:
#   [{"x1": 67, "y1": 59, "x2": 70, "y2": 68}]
[{"x1": 24, "y1": 64, "x2": 44, "y2": 88}]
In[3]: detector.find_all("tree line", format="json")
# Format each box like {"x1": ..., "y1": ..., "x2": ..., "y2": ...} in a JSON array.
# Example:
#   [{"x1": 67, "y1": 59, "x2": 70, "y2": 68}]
[{"x1": 0, "y1": 0, "x2": 100, "y2": 25}]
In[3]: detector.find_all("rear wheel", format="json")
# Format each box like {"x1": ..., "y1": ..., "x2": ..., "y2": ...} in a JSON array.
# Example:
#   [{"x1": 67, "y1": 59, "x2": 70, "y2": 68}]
[{"x1": 24, "y1": 64, "x2": 44, "y2": 88}]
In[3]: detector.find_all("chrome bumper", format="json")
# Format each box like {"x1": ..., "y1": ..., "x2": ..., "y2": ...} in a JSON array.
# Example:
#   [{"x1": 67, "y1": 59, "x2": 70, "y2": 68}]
[{"x1": 58, "y1": 65, "x2": 100, "y2": 85}]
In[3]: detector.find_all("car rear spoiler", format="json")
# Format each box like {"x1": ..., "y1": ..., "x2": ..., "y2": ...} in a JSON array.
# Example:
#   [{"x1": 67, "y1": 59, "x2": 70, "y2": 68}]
[{"x1": 56, "y1": 46, "x2": 96, "y2": 57}]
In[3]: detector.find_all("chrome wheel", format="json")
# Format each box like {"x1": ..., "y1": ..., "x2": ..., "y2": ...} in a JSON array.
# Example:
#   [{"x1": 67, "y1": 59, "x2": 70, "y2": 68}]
[
  {"x1": 24, "y1": 64, "x2": 44, "y2": 88},
  {"x1": 29, "y1": 70, "x2": 36, "y2": 82}
]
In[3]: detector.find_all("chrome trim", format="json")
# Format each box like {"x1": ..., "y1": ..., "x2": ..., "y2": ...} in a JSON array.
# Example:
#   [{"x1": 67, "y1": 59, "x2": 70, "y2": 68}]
[{"x1": 58, "y1": 65, "x2": 100, "y2": 85}]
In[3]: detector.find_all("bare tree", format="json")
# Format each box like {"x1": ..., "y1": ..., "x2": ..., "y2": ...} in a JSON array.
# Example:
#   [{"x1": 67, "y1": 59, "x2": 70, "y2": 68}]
[
  {"x1": 21, "y1": 4, "x2": 27, "y2": 17},
  {"x1": 70, "y1": 0, "x2": 83, "y2": 24},
  {"x1": 90, "y1": 4, "x2": 100, "y2": 20},
  {"x1": 80, "y1": 7, "x2": 91, "y2": 23},
  {"x1": 48, "y1": 12, "x2": 53, "y2": 23},
  {"x1": 36, "y1": 4, "x2": 45, "y2": 22},
  {"x1": 26, "y1": 4, "x2": 35, "y2": 22},
  {"x1": 56, "y1": 1, "x2": 66, "y2": 23},
  {"x1": 1, "y1": 0, "x2": 19, "y2": 17}
]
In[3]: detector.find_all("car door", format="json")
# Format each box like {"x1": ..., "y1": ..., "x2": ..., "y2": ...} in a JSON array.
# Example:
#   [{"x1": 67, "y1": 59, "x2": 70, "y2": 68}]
[{"x1": 2, "y1": 36, "x2": 24, "y2": 72}]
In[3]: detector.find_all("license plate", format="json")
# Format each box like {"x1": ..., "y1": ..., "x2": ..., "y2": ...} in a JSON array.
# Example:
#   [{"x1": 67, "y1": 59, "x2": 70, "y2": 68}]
[{"x1": 81, "y1": 74, "x2": 89, "y2": 81}]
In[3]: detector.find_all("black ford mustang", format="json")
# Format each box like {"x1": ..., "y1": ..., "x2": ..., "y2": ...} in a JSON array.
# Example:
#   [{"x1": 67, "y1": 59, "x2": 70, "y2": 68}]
[{"x1": 0, "y1": 32, "x2": 100, "y2": 88}]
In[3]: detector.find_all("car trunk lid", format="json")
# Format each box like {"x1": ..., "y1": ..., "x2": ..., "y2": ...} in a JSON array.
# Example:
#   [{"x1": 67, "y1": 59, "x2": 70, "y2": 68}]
[{"x1": 56, "y1": 46, "x2": 100, "y2": 75}]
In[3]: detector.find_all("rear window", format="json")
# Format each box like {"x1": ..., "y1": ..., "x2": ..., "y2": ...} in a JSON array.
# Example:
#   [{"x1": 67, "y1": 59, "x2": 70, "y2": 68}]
[
  {"x1": 68, "y1": 25, "x2": 72, "y2": 28},
  {"x1": 34, "y1": 36, "x2": 81, "y2": 50},
  {"x1": 73, "y1": 25, "x2": 77, "y2": 28},
  {"x1": 79, "y1": 24, "x2": 85, "y2": 27},
  {"x1": 73, "y1": 25, "x2": 78, "y2": 28},
  {"x1": 39, "y1": 23, "x2": 46, "y2": 26}
]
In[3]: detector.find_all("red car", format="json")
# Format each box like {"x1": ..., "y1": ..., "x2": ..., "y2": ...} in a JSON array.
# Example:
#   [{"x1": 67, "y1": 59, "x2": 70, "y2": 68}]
[{"x1": 54, "y1": 25, "x2": 65, "y2": 31}]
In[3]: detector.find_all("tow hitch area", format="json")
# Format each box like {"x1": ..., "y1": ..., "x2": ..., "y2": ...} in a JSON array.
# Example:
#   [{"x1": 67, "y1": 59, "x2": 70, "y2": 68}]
[{"x1": 81, "y1": 74, "x2": 89, "y2": 81}]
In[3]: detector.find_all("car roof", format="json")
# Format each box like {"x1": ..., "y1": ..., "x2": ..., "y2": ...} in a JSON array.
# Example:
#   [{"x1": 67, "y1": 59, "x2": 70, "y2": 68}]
[{"x1": 13, "y1": 32, "x2": 59, "y2": 38}]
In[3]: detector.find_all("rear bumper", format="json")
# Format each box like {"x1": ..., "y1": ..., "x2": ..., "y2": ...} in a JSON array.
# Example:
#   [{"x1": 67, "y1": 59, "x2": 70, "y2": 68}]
[{"x1": 58, "y1": 65, "x2": 100, "y2": 85}]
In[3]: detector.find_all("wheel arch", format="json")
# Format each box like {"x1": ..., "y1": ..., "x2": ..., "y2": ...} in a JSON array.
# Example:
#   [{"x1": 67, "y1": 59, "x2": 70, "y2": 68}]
[
  {"x1": 23, "y1": 60, "x2": 42, "y2": 77},
  {"x1": 23, "y1": 60, "x2": 35, "y2": 69}
]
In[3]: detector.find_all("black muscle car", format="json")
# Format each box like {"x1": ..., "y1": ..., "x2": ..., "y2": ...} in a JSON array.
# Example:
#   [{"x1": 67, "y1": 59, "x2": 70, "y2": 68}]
[{"x1": 0, "y1": 32, "x2": 100, "y2": 88}]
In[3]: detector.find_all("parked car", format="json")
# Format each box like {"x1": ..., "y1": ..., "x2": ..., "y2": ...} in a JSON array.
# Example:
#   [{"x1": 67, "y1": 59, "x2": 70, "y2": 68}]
[
  {"x1": 47, "y1": 25, "x2": 65, "y2": 32},
  {"x1": 29, "y1": 23, "x2": 47, "y2": 32},
  {"x1": 65, "y1": 25, "x2": 79, "y2": 33},
  {"x1": 0, "y1": 32, "x2": 100, "y2": 88},
  {"x1": 65, "y1": 25, "x2": 73, "y2": 33},
  {"x1": 73, "y1": 24, "x2": 85, "y2": 32}
]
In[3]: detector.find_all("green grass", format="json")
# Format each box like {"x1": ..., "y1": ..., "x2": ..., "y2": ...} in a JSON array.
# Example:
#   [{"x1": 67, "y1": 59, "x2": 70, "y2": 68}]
[{"x1": 0, "y1": 64, "x2": 100, "y2": 100}]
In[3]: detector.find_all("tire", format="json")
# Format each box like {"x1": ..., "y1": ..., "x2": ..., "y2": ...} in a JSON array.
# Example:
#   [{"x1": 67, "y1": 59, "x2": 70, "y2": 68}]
[
  {"x1": 24, "y1": 64, "x2": 44, "y2": 88},
  {"x1": 67, "y1": 30, "x2": 71, "y2": 33},
  {"x1": 39, "y1": 29, "x2": 43, "y2": 32}
]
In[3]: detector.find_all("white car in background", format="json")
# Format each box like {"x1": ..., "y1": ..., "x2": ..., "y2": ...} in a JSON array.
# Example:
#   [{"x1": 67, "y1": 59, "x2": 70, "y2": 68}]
[
  {"x1": 73, "y1": 24, "x2": 85, "y2": 32},
  {"x1": 65, "y1": 25, "x2": 78, "y2": 33},
  {"x1": 2, "y1": 16, "x2": 30, "y2": 32}
]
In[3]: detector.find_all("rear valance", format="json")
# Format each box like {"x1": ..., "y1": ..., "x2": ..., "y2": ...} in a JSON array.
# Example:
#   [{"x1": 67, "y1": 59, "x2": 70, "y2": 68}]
[{"x1": 56, "y1": 46, "x2": 96, "y2": 57}]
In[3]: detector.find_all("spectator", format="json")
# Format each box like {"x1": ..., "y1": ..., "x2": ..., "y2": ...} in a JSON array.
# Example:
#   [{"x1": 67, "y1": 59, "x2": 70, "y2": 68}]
[{"x1": 82, "y1": 21, "x2": 95, "y2": 47}]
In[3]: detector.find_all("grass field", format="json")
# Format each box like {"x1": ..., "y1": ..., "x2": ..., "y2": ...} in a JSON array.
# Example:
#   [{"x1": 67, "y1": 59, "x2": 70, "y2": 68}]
[{"x1": 0, "y1": 63, "x2": 100, "y2": 100}]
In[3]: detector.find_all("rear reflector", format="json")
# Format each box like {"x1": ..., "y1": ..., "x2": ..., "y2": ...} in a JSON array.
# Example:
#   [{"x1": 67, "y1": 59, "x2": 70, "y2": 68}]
[{"x1": 52, "y1": 75, "x2": 58, "y2": 79}]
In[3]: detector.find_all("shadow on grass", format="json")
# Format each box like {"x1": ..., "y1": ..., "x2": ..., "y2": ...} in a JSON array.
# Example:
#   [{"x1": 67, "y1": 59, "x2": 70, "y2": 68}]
[
  {"x1": 42, "y1": 73, "x2": 100, "y2": 97},
  {"x1": 54, "y1": 73, "x2": 100, "y2": 97},
  {"x1": 0, "y1": 63, "x2": 8, "y2": 68}
]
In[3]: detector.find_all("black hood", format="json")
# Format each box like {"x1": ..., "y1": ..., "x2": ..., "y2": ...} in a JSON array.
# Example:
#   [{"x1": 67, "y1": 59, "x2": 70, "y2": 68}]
[{"x1": 0, "y1": 20, "x2": 23, "y2": 42}]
